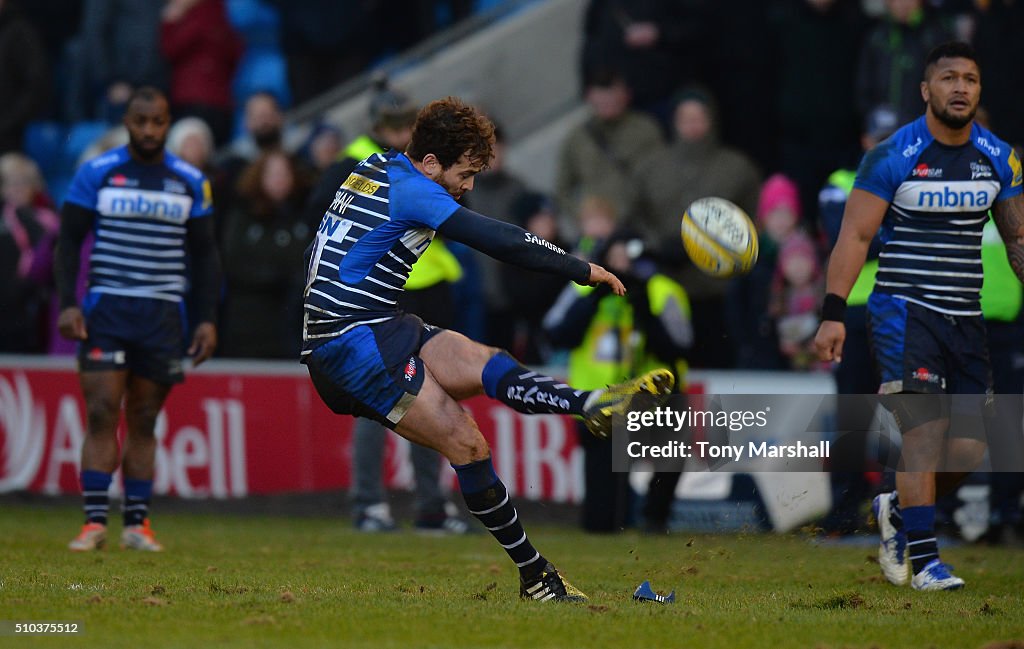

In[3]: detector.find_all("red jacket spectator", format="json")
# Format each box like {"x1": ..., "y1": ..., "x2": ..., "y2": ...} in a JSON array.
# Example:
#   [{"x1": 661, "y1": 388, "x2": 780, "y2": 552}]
[{"x1": 160, "y1": 0, "x2": 241, "y2": 144}]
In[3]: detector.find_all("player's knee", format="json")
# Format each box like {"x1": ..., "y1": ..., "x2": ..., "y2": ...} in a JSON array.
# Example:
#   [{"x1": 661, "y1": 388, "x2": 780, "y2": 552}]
[
  {"x1": 439, "y1": 406, "x2": 489, "y2": 463},
  {"x1": 85, "y1": 395, "x2": 121, "y2": 434},
  {"x1": 126, "y1": 403, "x2": 161, "y2": 437}
]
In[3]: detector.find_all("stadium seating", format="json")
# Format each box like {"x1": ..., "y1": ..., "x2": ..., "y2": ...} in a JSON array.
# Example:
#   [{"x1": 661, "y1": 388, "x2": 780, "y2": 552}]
[
  {"x1": 22, "y1": 121, "x2": 66, "y2": 179},
  {"x1": 62, "y1": 121, "x2": 110, "y2": 172}
]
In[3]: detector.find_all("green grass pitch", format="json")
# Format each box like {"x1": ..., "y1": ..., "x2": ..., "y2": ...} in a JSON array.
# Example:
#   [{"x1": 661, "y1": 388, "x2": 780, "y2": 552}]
[{"x1": 2, "y1": 505, "x2": 1022, "y2": 648}]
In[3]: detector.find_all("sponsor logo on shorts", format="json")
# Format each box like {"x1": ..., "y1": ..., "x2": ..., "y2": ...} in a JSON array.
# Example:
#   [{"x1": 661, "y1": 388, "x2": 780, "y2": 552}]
[
  {"x1": 87, "y1": 348, "x2": 126, "y2": 365},
  {"x1": 911, "y1": 367, "x2": 941, "y2": 385},
  {"x1": 403, "y1": 357, "x2": 417, "y2": 382}
]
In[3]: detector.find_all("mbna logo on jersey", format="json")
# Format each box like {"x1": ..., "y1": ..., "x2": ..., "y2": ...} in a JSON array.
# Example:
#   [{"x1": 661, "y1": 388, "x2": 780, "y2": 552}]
[{"x1": 99, "y1": 187, "x2": 192, "y2": 222}]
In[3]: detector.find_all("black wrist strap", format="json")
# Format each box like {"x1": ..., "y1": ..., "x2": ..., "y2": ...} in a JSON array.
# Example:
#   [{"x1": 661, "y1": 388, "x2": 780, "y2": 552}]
[{"x1": 821, "y1": 293, "x2": 847, "y2": 322}]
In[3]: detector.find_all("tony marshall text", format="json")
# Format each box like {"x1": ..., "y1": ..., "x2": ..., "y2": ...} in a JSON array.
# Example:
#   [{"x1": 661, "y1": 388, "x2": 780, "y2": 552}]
[{"x1": 626, "y1": 440, "x2": 831, "y2": 460}]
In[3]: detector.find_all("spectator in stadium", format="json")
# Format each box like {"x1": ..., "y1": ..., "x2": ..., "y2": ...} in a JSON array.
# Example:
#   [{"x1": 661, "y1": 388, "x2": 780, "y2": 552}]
[
  {"x1": 160, "y1": 0, "x2": 242, "y2": 147},
  {"x1": 966, "y1": 0, "x2": 1024, "y2": 149},
  {"x1": 856, "y1": 0, "x2": 953, "y2": 126},
  {"x1": 581, "y1": 0, "x2": 711, "y2": 130},
  {"x1": 555, "y1": 67, "x2": 663, "y2": 235},
  {"x1": 631, "y1": 85, "x2": 761, "y2": 369},
  {"x1": 302, "y1": 97, "x2": 674, "y2": 601},
  {"x1": 64, "y1": 0, "x2": 166, "y2": 123},
  {"x1": 814, "y1": 43, "x2": 1024, "y2": 590},
  {"x1": 544, "y1": 227, "x2": 691, "y2": 533},
  {"x1": 498, "y1": 192, "x2": 569, "y2": 365},
  {"x1": 725, "y1": 174, "x2": 800, "y2": 371},
  {"x1": 299, "y1": 121, "x2": 344, "y2": 175},
  {"x1": 0, "y1": 0, "x2": 49, "y2": 154},
  {"x1": 217, "y1": 91, "x2": 298, "y2": 215},
  {"x1": 167, "y1": 116, "x2": 215, "y2": 173},
  {"x1": 770, "y1": 231, "x2": 824, "y2": 371},
  {"x1": 0, "y1": 152, "x2": 59, "y2": 352},
  {"x1": 219, "y1": 150, "x2": 308, "y2": 359},
  {"x1": 572, "y1": 194, "x2": 620, "y2": 261},
  {"x1": 816, "y1": 105, "x2": 898, "y2": 536},
  {"x1": 265, "y1": 0, "x2": 379, "y2": 105},
  {"x1": 57, "y1": 87, "x2": 220, "y2": 553},
  {"x1": 770, "y1": 0, "x2": 867, "y2": 231}
]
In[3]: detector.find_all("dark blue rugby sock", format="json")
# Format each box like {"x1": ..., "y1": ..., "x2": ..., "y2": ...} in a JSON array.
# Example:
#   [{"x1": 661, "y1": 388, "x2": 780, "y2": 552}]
[
  {"x1": 903, "y1": 505, "x2": 939, "y2": 574},
  {"x1": 481, "y1": 351, "x2": 588, "y2": 416},
  {"x1": 454, "y1": 457, "x2": 546, "y2": 577},
  {"x1": 80, "y1": 470, "x2": 111, "y2": 525},
  {"x1": 123, "y1": 478, "x2": 153, "y2": 527}
]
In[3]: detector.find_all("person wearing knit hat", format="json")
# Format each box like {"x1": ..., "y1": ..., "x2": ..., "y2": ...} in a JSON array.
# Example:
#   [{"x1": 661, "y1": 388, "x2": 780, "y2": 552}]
[{"x1": 758, "y1": 173, "x2": 802, "y2": 246}]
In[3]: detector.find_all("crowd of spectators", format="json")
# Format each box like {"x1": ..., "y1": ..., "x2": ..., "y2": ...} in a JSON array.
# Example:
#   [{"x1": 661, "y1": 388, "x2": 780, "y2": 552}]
[{"x1": 2, "y1": 0, "x2": 1023, "y2": 376}]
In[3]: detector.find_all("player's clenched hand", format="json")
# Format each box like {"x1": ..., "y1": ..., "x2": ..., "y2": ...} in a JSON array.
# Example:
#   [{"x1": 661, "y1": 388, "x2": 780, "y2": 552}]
[
  {"x1": 189, "y1": 322, "x2": 217, "y2": 366},
  {"x1": 584, "y1": 262, "x2": 626, "y2": 296},
  {"x1": 814, "y1": 320, "x2": 846, "y2": 364},
  {"x1": 57, "y1": 307, "x2": 87, "y2": 341}
]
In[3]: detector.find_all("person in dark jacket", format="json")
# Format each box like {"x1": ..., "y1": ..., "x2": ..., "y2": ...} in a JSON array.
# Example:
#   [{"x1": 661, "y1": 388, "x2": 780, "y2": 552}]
[
  {"x1": 160, "y1": 0, "x2": 242, "y2": 146},
  {"x1": 219, "y1": 150, "x2": 310, "y2": 358},
  {"x1": 0, "y1": 0, "x2": 48, "y2": 153}
]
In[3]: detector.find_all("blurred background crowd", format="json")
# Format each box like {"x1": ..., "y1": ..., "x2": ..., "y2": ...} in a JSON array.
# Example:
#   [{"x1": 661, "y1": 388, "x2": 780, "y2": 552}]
[
  {"x1": 2, "y1": 0, "x2": 1023, "y2": 541},
  {"x1": 0, "y1": 0, "x2": 1007, "y2": 356},
  {"x1": 3, "y1": 0, "x2": 1022, "y2": 373}
]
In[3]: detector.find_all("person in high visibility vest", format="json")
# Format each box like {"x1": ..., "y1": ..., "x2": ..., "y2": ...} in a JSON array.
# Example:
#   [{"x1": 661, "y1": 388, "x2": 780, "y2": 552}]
[{"x1": 544, "y1": 228, "x2": 691, "y2": 533}]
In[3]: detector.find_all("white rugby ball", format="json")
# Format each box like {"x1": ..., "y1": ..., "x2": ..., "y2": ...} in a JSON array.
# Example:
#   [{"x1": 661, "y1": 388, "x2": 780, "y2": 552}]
[{"x1": 680, "y1": 197, "x2": 759, "y2": 278}]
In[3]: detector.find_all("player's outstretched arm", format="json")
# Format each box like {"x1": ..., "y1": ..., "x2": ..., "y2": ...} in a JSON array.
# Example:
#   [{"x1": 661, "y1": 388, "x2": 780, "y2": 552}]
[
  {"x1": 437, "y1": 207, "x2": 625, "y2": 294},
  {"x1": 54, "y1": 202, "x2": 96, "y2": 340},
  {"x1": 993, "y1": 193, "x2": 1024, "y2": 283},
  {"x1": 814, "y1": 188, "x2": 888, "y2": 363}
]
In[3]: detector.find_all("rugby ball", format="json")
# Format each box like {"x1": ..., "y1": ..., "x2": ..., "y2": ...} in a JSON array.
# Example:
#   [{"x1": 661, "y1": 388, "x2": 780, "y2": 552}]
[{"x1": 681, "y1": 197, "x2": 758, "y2": 278}]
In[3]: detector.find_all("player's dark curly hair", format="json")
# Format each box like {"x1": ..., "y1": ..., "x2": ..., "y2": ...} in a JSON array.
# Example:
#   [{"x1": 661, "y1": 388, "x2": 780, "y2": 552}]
[
  {"x1": 406, "y1": 97, "x2": 495, "y2": 169},
  {"x1": 923, "y1": 41, "x2": 979, "y2": 80}
]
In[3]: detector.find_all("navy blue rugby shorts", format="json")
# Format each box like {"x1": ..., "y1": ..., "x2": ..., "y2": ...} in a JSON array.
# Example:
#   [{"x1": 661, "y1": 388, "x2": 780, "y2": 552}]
[
  {"x1": 305, "y1": 313, "x2": 444, "y2": 428},
  {"x1": 77, "y1": 292, "x2": 186, "y2": 384}
]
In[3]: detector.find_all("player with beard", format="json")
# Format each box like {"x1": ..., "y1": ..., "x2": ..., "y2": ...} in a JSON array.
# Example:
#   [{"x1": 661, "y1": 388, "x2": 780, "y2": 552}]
[
  {"x1": 815, "y1": 42, "x2": 1024, "y2": 590},
  {"x1": 57, "y1": 87, "x2": 221, "y2": 552},
  {"x1": 302, "y1": 97, "x2": 674, "y2": 601}
]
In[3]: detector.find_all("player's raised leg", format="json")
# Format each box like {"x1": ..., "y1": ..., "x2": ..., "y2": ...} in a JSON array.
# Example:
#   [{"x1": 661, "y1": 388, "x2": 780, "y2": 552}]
[
  {"x1": 69, "y1": 370, "x2": 127, "y2": 551},
  {"x1": 394, "y1": 366, "x2": 588, "y2": 602},
  {"x1": 418, "y1": 329, "x2": 674, "y2": 438}
]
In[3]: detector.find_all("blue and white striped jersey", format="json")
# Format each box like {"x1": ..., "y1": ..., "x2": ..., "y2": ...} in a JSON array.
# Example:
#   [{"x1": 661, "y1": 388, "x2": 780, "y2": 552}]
[
  {"x1": 301, "y1": 150, "x2": 461, "y2": 356},
  {"x1": 64, "y1": 145, "x2": 213, "y2": 304},
  {"x1": 855, "y1": 116, "x2": 1023, "y2": 315}
]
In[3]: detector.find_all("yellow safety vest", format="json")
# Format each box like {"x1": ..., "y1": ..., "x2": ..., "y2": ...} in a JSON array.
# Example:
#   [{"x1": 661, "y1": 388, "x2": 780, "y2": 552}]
[{"x1": 567, "y1": 274, "x2": 689, "y2": 391}]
